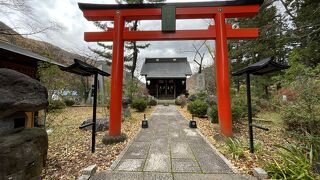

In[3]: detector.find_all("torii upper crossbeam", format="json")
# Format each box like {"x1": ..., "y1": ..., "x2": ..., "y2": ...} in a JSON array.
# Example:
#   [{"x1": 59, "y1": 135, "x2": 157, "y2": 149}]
[{"x1": 79, "y1": 0, "x2": 263, "y2": 138}]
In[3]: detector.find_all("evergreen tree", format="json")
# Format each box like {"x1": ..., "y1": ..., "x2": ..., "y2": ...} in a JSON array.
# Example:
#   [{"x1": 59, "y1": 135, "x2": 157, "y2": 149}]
[
  {"x1": 280, "y1": 0, "x2": 320, "y2": 68},
  {"x1": 228, "y1": 0, "x2": 286, "y2": 97},
  {"x1": 90, "y1": 0, "x2": 165, "y2": 79}
]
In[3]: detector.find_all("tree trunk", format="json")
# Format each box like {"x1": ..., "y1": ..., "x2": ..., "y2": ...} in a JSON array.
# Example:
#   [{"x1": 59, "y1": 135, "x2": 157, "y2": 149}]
[
  {"x1": 264, "y1": 85, "x2": 269, "y2": 97},
  {"x1": 236, "y1": 80, "x2": 240, "y2": 93},
  {"x1": 276, "y1": 83, "x2": 281, "y2": 91},
  {"x1": 131, "y1": 20, "x2": 139, "y2": 79}
]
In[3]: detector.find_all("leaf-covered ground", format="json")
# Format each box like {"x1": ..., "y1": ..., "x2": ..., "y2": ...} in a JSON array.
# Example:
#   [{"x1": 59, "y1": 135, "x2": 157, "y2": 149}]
[
  {"x1": 42, "y1": 106, "x2": 155, "y2": 179},
  {"x1": 177, "y1": 106, "x2": 297, "y2": 176}
]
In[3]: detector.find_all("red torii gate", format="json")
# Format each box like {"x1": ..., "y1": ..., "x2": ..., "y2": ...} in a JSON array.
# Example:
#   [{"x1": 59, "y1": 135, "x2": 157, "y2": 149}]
[{"x1": 79, "y1": 0, "x2": 263, "y2": 138}]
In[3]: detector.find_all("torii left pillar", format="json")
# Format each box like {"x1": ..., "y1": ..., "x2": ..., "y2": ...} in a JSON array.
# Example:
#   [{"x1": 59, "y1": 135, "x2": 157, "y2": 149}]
[{"x1": 109, "y1": 11, "x2": 125, "y2": 136}]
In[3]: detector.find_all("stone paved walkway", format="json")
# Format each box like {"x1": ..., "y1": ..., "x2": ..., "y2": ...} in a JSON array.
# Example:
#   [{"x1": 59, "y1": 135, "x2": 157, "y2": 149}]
[{"x1": 91, "y1": 105, "x2": 251, "y2": 180}]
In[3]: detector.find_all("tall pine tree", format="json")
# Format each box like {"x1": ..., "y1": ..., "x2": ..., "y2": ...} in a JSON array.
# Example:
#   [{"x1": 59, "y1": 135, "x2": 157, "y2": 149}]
[
  {"x1": 228, "y1": 0, "x2": 286, "y2": 97},
  {"x1": 280, "y1": 0, "x2": 320, "y2": 68},
  {"x1": 90, "y1": 0, "x2": 165, "y2": 79}
]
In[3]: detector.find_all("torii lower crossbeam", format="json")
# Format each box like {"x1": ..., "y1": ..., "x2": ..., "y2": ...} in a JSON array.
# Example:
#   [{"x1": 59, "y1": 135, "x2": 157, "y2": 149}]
[
  {"x1": 79, "y1": 1, "x2": 263, "y2": 138},
  {"x1": 84, "y1": 26, "x2": 258, "y2": 42}
]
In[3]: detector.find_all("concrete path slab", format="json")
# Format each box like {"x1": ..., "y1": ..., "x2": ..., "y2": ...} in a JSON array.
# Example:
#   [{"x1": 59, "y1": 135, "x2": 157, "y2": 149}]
[
  {"x1": 172, "y1": 158, "x2": 201, "y2": 173},
  {"x1": 91, "y1": 105, "x2": 249, "y2": 180}
]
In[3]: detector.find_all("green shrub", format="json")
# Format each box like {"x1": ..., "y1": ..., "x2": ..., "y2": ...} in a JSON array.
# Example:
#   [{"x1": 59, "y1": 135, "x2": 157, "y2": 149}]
[
  {"x1": 265, "y1": 143, "x2": 319, "y2": 179},
  {"x1": 231, "y1": 95, "x2": 260, "y2": 124},
  {"x1": 188, "y1": 94, "x2": 197, "y2": 102},
  {"x1": 48, "y1": 100, "x2": 66, "y2": 111},
  {"x1": 205, "y1": 95, "x2": 217, "y2": 106},
  {"x1": 254, "y1": 140, "x2": 263, "y2": 154},
  {"x1": 208, "y1": 105, "x2": 219, "y2": 123},
  {"x1": 148, "y1": 99, "x2": 157, "y2": 106},
  {"x1": 188, "y1": 91, "x2": 208, "y2": 102},
  {"x1": 281, "y1": 78, "x2": 320, "y2": 135},
  {"x1": 231, "y1": 96, "x2": 247, "y2": 123},
  {"x1": 187, "y1": 100, "x2": 208, "y2": 117},
  {"x1": 196, "y1": 91, "x2": 208, "y2": 101},
  {"x1": 175, "y1": 97, "x2": 183, "y2": 105},
  {"x1": 132, "y1": 98, "x2": 147, "y2": 112},
  {"x1": 64, "y1": 99, "x2": 75, "y2": 106},
  {"x1": 226, "y1": 138, "x2": 244, "y2": 160}
]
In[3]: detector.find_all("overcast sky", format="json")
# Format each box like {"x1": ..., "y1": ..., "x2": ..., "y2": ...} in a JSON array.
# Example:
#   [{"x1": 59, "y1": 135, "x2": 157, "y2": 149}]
[{"x1": 0, "y1": 0, "x2": 282, "y2": 76}]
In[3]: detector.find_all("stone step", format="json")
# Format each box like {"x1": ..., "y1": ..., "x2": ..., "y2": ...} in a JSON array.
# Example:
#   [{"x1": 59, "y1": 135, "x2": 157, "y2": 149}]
[
  {"x1": 90, "y1": 171, "x2": 252, "y2": 180},
  {"x1": 157, "y1": 99, "x2": 175, "y2": 105}
]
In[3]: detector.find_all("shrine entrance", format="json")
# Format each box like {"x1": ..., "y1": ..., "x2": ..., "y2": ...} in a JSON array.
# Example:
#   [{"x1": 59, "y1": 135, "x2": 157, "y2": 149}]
[
  {"x1": 157, "y1": 80, "x2": 174, "y2": 99},
  {"x1": 141, "y1": 57, "x2": 191, "y2": 100},
  {"x1": 78, "y1": 0, "x2": 264, "y2": 138}
]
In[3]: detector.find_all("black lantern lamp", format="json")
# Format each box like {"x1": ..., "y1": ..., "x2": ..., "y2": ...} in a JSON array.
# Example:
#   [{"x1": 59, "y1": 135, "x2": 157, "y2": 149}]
[
  {"x1": 232, "y1": 57, "x2": 289, "y2": 153},
  {"x1": 189, "y1": 115, "x2": 197, "y2": 128},
  {"x1": 142, "y1": 114, "x2": 148, "y2": 128},
  {"x1": 60, "y1": 59, "x2": 110, "y2": 153}
]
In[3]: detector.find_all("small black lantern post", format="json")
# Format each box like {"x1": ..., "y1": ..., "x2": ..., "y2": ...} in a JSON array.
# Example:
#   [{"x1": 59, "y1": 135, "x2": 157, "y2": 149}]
[
  {"x1": 142, "y1": 114, "x2": 149, "y2": 128},
  {"x1": 189, "y1": 115, "x2": 197, "y2": 128},
  {"x1": 245, "y1": 72, "x2": 254, "y2": 153},
  {"x1": 232, "y1": 57, "x2": 289, "y2": 153},
  {"x1": 91, "y1": 73, "x2": 98, "y2": 153},
  {"x1": 60, "y1": 59, "x2": 110, "y2": 153}
]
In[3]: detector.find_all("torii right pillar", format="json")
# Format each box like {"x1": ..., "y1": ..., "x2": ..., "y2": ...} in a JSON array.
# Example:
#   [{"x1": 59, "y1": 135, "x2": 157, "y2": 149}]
[{"x1": 215, "y1": 11, "x2": 232, "y2": 137}]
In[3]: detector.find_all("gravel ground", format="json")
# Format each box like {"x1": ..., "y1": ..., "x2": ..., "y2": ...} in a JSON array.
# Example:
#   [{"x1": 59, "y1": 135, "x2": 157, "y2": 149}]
[{"x1": 42, "y1": 106, "x2": 155, "y2": 179}]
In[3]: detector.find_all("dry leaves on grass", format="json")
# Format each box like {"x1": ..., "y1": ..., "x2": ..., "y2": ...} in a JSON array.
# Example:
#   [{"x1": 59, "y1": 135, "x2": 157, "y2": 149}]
[
  {"x1": 42, "y1": 106, "x2": 155, "y2": 179},
  {"x1": 177, "y1": 106, "x2": 296, "y2": 176}
]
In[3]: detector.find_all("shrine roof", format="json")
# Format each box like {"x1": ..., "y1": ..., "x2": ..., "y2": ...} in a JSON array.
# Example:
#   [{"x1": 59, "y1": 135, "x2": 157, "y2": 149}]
[
  {"x1": 140, "y1": 57, "x2": 192, "y2": 79},
  {"x1": 79, "y1": 0, "x2": 264, "y2": 10},
  {"x1": 60, "y1": 59, "x2": 110, "y2": 76},
  {"x1": 232, "y1": 57, "x2": 289, "y2": 76},
  {"x1": 0, "y1": 41, "x2": 65, "y2": 67}
]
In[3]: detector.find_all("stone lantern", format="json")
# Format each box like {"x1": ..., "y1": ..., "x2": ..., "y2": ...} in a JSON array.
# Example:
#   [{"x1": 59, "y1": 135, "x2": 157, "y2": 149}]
[{"x1": 0, "y1": 68, "x2": 48, "y2": 179}]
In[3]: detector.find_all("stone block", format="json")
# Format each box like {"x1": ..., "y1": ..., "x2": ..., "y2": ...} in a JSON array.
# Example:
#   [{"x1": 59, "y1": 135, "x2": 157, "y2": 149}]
[
  {"x1": 102, "y1": 133, "x2": 127, "y2": 145},
  {"x1": 0, "y1": 128, "x2": 48, "y2": 180},
  {"x1": 253, "y1": 167, "x2": 268, "y2": 179},
  {"x1": 77, "y1": 175, "x2": 90, "y2": 180},
  {"x1": 196, "y1": 73, "x2": 206, "y2": 91},
  {"x1": 0, "y1": 69, "x2": 48, "y2": 118},
  {"x1": 81, "y1": 118, "x2": 109, "y2": 132},
  {"x1": 81, "y1": 164, "x2": 97, "y2": 176}
]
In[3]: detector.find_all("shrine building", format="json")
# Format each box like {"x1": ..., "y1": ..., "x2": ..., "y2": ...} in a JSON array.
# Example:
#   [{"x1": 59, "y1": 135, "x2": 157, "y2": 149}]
[{"x1": 140, "y1": 57, "x2": 192, "y2": 99}]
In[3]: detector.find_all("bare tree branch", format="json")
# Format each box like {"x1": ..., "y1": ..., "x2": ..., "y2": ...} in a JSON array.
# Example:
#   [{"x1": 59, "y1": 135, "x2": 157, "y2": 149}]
[{"x1": 279, "y1": 0, "x2": 296, "y2": 19}]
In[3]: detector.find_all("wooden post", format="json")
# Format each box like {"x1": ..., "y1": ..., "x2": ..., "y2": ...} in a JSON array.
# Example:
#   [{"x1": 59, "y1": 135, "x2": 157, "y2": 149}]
[
  {"x1": 25, "y1": 112, "x2": 34, "y2": 128},
  {"x1": 156, "y1": 83, "x2": 159, "y2": 99},
  {"x1": 174, "y1": 81, "x2": 176, "y2": 98}
]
